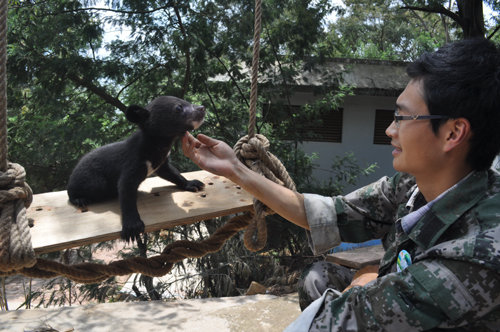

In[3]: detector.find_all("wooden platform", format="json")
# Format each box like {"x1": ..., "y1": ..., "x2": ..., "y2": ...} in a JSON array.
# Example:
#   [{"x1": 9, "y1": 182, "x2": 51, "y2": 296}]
[
  {"x1": 27, "y1": 171, "x2": 254, "y2": 255},
  {"x1": 326, "y1": 244, "x2": 385, "y2": 269}
]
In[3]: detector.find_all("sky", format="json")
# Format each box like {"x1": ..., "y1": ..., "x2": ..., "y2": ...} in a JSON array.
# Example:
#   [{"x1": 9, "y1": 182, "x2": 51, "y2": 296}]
[{"x1": 97, "y1": 1, "x2": 498, "y2": 57}]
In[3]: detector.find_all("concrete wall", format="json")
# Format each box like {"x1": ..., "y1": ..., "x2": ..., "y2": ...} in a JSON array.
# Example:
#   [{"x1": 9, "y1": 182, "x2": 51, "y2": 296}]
[{"x1": 288, "y1": 92, "x2": 398, "y2": 194}]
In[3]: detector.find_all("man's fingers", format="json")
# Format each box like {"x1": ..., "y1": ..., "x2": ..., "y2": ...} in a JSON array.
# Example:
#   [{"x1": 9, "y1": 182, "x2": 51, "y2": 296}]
[
  {"x1": 182, "y1": 133, "x2": 198, "y2": 156},
  {"x1": 181, "y1": 133, "x2": 191, "y2": 155},
  {"x1": 197, "y1": 134, "x2": 219, "y2": 147}
]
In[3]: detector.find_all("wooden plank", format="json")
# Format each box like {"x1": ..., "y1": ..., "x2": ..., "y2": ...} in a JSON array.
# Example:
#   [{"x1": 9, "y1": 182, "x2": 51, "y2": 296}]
[
  {"x1": 325, "y1": 244, "x2": 385, "y2": 269},
  {"x1": 27, "y1": 171, "x2": 254, "y2": 255}
]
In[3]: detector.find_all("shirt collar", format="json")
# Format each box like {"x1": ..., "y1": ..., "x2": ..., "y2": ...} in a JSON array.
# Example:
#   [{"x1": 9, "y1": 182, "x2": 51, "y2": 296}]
[
  {"x1": 401, "y1": 172, "x2": 474, "y2": 234},
  {"x1": 405, "y1": 170, "x2": 487, "y2": 249}
]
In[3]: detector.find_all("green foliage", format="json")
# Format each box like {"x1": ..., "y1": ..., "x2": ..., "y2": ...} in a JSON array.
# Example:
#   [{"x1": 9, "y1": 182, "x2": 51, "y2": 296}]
[
  {"x1": 321, "y1": 0, "x2": 449, "y2": 61},
  {"x1": 2, "y1": 0, "x2": 457, "y2": 305},
  {"x1": 303, "y1": 152, "x2": 378, "y2": 197}
]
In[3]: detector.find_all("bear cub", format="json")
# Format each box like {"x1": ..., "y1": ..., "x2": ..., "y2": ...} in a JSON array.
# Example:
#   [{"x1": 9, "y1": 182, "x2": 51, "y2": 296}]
[{"x1": 67, "y1": 96, "x2": 206, "y2": 242}]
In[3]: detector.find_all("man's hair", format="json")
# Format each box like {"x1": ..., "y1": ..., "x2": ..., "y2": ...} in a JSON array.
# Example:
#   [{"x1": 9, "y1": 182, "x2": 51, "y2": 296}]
[{"x1": 406, "y1": 38, "x2": 500, "y2": 171}]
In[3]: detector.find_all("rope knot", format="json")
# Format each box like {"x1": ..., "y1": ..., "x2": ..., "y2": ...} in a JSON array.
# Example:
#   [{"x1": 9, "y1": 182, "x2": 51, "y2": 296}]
[
  {"x1": 0, "y1": 163, "x2": 33, "y2": 208},
  {"x1": 233, "y1": 135, "x2": 296, "y2": 252},
  {"x1": 234, "y1": 134, "x2": 270, "y2": 166},
  {"x1": 0, "y1": 163, "x2": 36, "y2": 272}
]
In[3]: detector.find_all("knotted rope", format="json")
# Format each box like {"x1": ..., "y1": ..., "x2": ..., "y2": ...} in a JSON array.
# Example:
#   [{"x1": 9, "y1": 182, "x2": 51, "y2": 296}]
[
  {"x1": 0, "y1": 212, "x2": 254, "y2": 283},
  {"x1": 233, "y1": 0, "x2": 296, "y2": 251},
  {"x1": 0, "y1": 0, "x2": 7, "y2": 173},
  {"x1": 0, "y1": 0, "x2": 37, "y2": 272},
  {"x1": 0, "y1": 0, "x2": 295, "y2": 282},
  {"x1": 0, "y1": 163, "x2": 36, "y2": 272},
  {"x1": 234, "y1": 135, "x2": 296, "y2": 251}
]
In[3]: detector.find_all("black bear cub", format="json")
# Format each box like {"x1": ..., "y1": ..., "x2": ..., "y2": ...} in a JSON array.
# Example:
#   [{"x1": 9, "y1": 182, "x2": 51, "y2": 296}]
[{"x1": 67, "y1": 96, "x2": 206, "y2": 242}]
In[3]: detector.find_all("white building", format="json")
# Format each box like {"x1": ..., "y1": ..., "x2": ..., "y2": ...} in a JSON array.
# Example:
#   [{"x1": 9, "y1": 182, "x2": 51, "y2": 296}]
[{"x1": 285, "y1": 58, "x2": 410, "y2": 193}]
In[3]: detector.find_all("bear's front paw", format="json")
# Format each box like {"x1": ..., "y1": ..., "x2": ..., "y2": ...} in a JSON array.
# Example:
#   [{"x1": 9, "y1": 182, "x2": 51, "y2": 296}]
[
  {"x1": 70, "y1": 197, "x2": 91, "y2": 207},
  {"x1": 185, "y1": 179, "x2": 205, "y2": 192},
  {"x1": 121, "y1": 218, "x2": 145, "y2": 243}
]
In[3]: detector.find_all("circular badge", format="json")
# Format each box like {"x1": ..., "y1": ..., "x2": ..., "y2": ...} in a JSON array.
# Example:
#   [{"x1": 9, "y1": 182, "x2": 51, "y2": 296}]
[{"x1": 397, "y1": 250, "x2": 412, "y2": 272}]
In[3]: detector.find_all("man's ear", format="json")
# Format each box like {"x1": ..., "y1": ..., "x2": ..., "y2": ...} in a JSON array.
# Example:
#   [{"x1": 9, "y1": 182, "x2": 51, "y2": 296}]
[
  {"x1": 443, "y1": 118, "x2": 471, "y2": 152},
  {"x1": 125, "y1": 105, "x2": 150, "y2": 124}
]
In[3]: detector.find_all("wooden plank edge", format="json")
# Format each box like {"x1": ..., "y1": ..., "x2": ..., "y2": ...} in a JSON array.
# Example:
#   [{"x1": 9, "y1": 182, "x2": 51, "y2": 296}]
[{"x1": 33, "y1": 204, "x2": 253, "y2": 255}]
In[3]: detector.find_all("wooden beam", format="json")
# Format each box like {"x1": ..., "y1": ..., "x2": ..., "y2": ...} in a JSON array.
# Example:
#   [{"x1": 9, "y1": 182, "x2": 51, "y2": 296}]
[
  {"x1": 27, "y1": 171, "x2": 254, "y2": 255},
  {"x1": 326, "y1": 244, "x2": 385, "y2": 269}
]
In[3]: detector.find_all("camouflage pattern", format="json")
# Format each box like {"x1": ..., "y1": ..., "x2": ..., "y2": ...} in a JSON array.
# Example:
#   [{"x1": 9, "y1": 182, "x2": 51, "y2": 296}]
[
  {"x1": 300, "y1": 169, "x2": 500, "y2": 331},
  {"x1": 298, "y1": 261, "x2": 355, "y2": 310}
]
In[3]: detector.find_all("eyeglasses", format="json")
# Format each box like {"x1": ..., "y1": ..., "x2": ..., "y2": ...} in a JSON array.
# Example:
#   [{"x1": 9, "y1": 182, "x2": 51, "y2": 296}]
[{"x1": 394, "y1": 111, "x2": 450, "y2": 128}]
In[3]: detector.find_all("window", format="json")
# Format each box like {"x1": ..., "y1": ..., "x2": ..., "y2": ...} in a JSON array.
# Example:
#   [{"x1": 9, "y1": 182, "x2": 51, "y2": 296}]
[
  {"x1": 286, "y1": 106, "x2": 343, "y2": 143},
  {"x1": 266, "y1": 104, "x2": 343, "y2": 143},
  {"x1": 307, "y1": 108, "x2": 343, "y2": 143},
  {"x1": 373, "y1": 109, "x2": 393, "y2": 145}
]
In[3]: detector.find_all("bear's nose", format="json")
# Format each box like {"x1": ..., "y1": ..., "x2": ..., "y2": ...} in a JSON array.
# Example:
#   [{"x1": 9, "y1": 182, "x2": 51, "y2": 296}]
[{"x1": 198, "y1": 106, "x2": 206, "y2": 113}]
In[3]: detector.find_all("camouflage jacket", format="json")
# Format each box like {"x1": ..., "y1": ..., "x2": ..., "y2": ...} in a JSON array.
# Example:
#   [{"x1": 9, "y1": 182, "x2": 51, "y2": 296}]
[{"x1": 302, "y1": 169, "x2": 500, "y2": 331}]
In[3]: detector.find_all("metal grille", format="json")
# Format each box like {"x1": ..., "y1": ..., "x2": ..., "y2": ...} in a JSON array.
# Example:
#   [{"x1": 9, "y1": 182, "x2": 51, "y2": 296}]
[{"x1": 373, "y1": 109, "x2": 393, "y2": 145}]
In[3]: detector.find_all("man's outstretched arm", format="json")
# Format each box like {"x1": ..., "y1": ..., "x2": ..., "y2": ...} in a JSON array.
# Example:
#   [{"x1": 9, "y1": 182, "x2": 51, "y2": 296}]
[{"x1": 181, "y1": 132, "x2": 310, "y2": 229}]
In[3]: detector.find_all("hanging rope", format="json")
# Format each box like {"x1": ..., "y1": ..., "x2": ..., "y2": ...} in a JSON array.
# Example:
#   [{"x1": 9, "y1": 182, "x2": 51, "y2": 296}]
[
  {"x1": 0, "y1": 0, "x2": 296, "y2": 282},
  {"x1": 0, "y1": 0, "x2": 7, "y2": 173},
  {"x1": 233, "y1": 0, "x2": 296, "y2": 251},
  {"x1": 248, "y1": 0, "x2": 262, "y2": 140},
  {"x1": 0, "y1": 163, "x2": 36, "y2": 272},
  {"x1": 0, "y1": 0, "x2": 37, "y2": 273}
]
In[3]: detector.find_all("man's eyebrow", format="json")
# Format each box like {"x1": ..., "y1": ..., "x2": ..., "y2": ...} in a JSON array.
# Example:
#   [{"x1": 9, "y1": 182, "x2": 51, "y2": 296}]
[{"x1": 395, "y1": 103, "x2": 409, "y2": 112}]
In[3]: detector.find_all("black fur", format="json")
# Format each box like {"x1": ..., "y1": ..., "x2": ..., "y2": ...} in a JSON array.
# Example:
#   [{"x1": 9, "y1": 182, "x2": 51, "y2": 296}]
[{"x1": 67, "y1": 96, "x2": 206, "y2": 242}]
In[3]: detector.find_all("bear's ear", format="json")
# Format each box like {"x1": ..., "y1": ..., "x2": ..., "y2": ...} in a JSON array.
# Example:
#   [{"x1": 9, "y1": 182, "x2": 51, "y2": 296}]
[{"x1": 125, "y1": 105, "x2": 150, "y2": 124}]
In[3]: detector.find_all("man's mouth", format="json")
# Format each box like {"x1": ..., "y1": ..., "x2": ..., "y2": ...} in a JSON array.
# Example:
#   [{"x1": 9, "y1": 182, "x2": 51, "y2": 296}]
[
  {"x1": 391, "y1": 143, "x2": 402, "y2": 156},
  {"x1": 391, "y1": 142, "x2": 402, "y2": 151}
]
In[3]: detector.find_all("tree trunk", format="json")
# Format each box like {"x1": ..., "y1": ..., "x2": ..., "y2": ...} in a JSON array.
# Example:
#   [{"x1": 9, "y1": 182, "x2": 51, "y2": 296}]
[
  {"x1": 456, "y1": 0, "x2": 485, "y2": 38},
  {"x1": 401, "y1": 0, "x2": 486, "y2": 39}
]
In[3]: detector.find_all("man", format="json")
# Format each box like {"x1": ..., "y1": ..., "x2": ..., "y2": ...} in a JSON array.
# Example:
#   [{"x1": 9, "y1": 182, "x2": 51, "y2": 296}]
[{"x1": 182, "y1": 38, "x2": 500, "y2": 331}]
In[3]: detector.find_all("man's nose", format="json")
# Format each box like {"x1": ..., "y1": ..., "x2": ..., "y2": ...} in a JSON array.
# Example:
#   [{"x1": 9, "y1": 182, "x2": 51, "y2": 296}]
[{"x1": 386, "y1": 120, "x2": 398, "y2": 138}]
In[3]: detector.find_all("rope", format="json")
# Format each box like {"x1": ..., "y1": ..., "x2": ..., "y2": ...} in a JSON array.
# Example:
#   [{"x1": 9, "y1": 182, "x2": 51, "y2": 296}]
[
  {"x1": 233, "y1": 0, "x2": 296, "y2": 251},
  {"x1": 248, "y1": 0, "x2": 262, "y2": 139},
  {"x1": 0, "y1": 212, "x2": 254, "y2": 283},
  {"x1": 0, "y1": 0, "x2": 296, "y2": 282},
  {"x1": 233, "y1": 135, "x2": 296, "y2": 251},
  {"x1": 0, "y1": 163, "x2": 36, "y2": 272},
  {"x1": 0, "y1": 1, "x2": 37, "y2": 271},
  {"x1": 0, "y1": 0, "x2": 8, "y2": 172}
]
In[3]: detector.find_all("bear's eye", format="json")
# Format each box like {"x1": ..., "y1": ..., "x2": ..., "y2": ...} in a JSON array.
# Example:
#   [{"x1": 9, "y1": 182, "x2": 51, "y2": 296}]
[{"x1": 175, "y1": 106, "x2": 182, "y2": 112}]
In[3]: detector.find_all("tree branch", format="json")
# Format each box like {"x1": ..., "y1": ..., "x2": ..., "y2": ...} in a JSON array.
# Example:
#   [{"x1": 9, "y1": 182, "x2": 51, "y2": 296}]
[
  {"x1": 40, "y1": 4, "x2": 174, "y2": 16},
  {"x1": 203, "y1": 48, "x2": 249, "y2": 108},
  {"x1": 265, "y1": 28, "x2": 293, "y2": 129},
  {"x1": 400, "y1": 5, "x2": 468, "y2": 33},
  {"x1": 65, "y1": 74, "x2": 127, "y2": 112},
  {"x1": 400, "y1": 1, "x2": 437, "y2": 44},
  {"x1": 488, "y1": 24, "x2": 500, "y2": 39},
  {"x1": 117, "y1": 64, "x2": 169, "y2": 98},
  {"x1": 8, "y1": 0, "x2": 50, "y2": 9},
  {"x1": 173, "y1": 5, "x2": 190, "y2": 99},
  {"x1": 203, "y1": 82, "x2": 228, "y2": 138}
]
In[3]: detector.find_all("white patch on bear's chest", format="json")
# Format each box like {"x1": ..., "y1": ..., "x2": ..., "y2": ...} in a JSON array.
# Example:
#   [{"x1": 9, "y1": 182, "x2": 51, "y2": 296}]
[
  {"x1": 145, "y1": 161, "x2": 156, "y2": 176},
  {"x1": 145, "y1": 152, "x2": 170, "y2": 176}
]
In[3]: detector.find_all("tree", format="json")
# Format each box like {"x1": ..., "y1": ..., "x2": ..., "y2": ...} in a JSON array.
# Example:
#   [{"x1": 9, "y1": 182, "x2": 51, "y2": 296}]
[
  {"x1": 401, "y1": 0, "x2": 500, "y2": 39},
  {"x1": 322, "y1": 0, "x2": 448, "y2": 60},
  {"x1": 6, "y1": 0, "x2": 377, "y2": 303},
  {"x1": 323, "y1": 1, "x2": 500, "y2": 61}
]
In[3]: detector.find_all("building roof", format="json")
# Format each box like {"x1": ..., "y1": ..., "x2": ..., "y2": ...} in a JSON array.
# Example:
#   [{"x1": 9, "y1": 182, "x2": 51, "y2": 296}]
[
  {"x1": 298, "y1": 58, "x2": 410, "y2": 97},
  {"x1": 211, "y1": 57, "x2": 411, "y2": 97}
]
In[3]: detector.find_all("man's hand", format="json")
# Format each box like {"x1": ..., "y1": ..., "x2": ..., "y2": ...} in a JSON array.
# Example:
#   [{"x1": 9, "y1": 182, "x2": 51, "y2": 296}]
[
  {"x1": 342, "y1": 265, "x2": 379, "y2": 293},
  {"x1": 182, "y1": 132, "x2": 309, "y2": 229},
  {"x1": 181, "y1": 133, "x2": 240, "y2": 179}
]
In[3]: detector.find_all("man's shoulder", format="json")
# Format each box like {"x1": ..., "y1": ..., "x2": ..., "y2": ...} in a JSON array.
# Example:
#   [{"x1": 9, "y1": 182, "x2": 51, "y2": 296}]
[
  {"x1": 484, "y1": 168, "x2": 500, "y2": 197},
  {"x1": 474, "y1": 169, "x2": 500, "y2": 208},
  {"x1": 472, "y1": 169, "x2": 500, "y2": 225}
]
